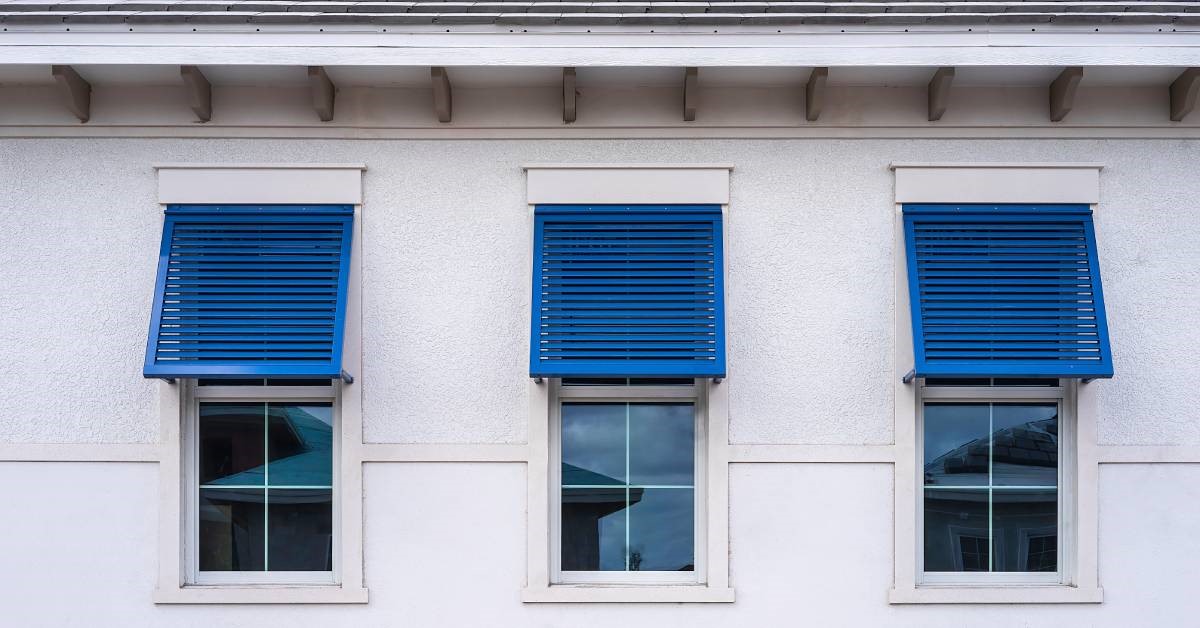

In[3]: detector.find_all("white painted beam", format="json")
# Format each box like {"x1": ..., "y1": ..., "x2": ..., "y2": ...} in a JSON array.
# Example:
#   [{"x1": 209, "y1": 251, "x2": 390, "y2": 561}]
[
  {"x1": 1050, "y1": 66, "x2": 1083, "y2": 122},
  {"x1": 806, "y1": 66, "x2": 828, "y2": 122},
  {"x1": 562, "y1": 66, "x2": 577, "y2": 124},
  {"x1": 50, "y1": 64, "x2": 90, "y2": 123},
  {"x1": 1169, "y1": 67, "x2": 1200, "y2": 122},
  {"x1": 927, "y1": 66, "x2": 954, "y2": 122},
  {"x1": 683, "y1": 66, "x2": 698, "y2": 122},
  {"x1": 431, "y1": 66, "x2": 452, "y2": 123},
  {"x1": 180, "y1": 65, "x2": 212, "y2": 123},
  {"x1": 308, "y1": 66, "x2": 336, "y2": 122}
]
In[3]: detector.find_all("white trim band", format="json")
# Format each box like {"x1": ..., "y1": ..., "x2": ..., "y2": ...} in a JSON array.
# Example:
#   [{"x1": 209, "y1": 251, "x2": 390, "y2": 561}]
[{"x1": 891, "y1": 163, "x2": 1102, "y2": 204}]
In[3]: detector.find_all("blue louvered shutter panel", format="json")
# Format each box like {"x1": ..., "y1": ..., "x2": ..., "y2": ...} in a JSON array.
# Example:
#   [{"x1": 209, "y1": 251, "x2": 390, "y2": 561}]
[
  {"x1": 531, "y1": 205, "x2": 726, "y2": 378},
  {"x1": 143, "y1": 205, "x2": 354, "y2": 379},
  {"x1": 903, "y1": 204, "x2": 1113, "y2": 379}
]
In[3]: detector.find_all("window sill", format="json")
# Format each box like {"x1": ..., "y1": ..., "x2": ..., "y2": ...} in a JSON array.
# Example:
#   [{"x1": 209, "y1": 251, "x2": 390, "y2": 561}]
[
  {"x1": 889, "y1": 585, "x2": 1103, "y2": 605},
  {"x1": 522, "y1": 585, "x2": 735, "y2": 604},
  {"x1": 154, "y1": 585, "x2": 369, "y2": 605}
]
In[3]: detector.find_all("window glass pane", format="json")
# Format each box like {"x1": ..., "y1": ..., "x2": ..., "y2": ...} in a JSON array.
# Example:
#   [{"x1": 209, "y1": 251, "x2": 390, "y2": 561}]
[
  {"x1": 628, "y1": 403, "x2": 694, "y2": 486},
  {"x1": 628, "y1": 488, "x2": 694, "y2": 571},
  {"x1": 197, "y1": 400, "x2": 335, "y2": 575},
  {"x1": 199, "y1": 487, "x2": 265, "y2": 571},
  {"x1": 923, "y1": 404, "x2": 989, "y2": 487},
  {"x1": 993, "y1": 489, "x2": 1057, "y2": 572},
  {"x1": 267, "y1": 488, "x2": 333, "y2": 571},
  {"x1": 561, "y1": 403, "x2": 626, "y2": 485},
  {"x1": 267, "y1": 403, "x2": 334, "y2": 487},
  {"x1": 991, "y1": 404, "x2": 1058, "y2": 487},
  {"x1": 922, "y1": 401, "x2": 1060, "y2": 574},
  {"x1": 560, "y1": 401, "x2": 696, "y2": 574},
  {"x1": 561, "y1": 487, "x2": 627, "y2": 571},
  {"x1": 923, "y1": 488, "x2": 989, "y2": 572},
  {"x1": 199, "y1": 403, "x2": 265, "y2": 486}
]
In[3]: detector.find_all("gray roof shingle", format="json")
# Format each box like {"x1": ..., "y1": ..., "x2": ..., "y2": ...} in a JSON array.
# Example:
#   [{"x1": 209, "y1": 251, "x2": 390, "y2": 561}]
[{"x1": 2, "y1": 1, "x2": 1199, "y2": 26}]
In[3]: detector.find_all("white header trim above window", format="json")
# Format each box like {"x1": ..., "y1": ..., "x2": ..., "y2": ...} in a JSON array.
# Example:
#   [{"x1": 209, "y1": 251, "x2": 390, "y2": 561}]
[
  {"x1": 155, "y1": 163, "x2": 366, "y2": 205},
  {"x1": 890, "y1": 163, "x2": 1101, "y2": 204},
  {"x1": 523, "y1": 164, "x2": 731, "y2": 205}
]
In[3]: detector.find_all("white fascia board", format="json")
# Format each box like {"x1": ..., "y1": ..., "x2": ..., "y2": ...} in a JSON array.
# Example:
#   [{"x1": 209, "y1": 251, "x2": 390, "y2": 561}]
[
  {"x1": 3, "y1": 31, "x2": 1200, "y2": 66},
  {"x1": 891, "y1": 162, "x2": 1102, "y2": 204},
  {"x1": 156, "y1": 163, "x2": 366, "y2": 205}
]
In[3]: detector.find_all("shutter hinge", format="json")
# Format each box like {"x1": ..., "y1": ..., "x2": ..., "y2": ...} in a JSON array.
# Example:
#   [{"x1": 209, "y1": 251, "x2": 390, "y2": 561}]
[
  {"x1": 901, "y1": 370, "x2": 916, "y2": 384},
  {"x1": 533, "y1": 377, "x2": 545, "y2": 384},
  {"x1": 340, "y1": 370, "x2": 354, "y2": 385},
  {"x1": 711, "y1": 377, "x2": 723, "y2": 384}
]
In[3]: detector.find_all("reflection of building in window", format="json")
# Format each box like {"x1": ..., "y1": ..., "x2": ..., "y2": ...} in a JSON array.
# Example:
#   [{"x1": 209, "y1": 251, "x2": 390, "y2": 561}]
[
  {"x1": 923, "y1": 405, "x2": 1058, "y2": 573},
  {"x1": 1017, "y1": 530, "x2": 1056, "y2": 573},
  {"x1": 957, "y1": 534, "x2": 988, "y2": 572},
  {"x1": 560, "y1": 464, "x2": 643, "y2": 571},
  {"x1": 198, "y1": 403, "x2": 333, "y2": 572},
  {"x1": 925, "y1": 417, "x2": 1057, "y2": 486}
]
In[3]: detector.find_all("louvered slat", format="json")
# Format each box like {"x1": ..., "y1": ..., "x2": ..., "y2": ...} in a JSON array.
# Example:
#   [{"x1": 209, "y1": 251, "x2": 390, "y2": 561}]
[
  {"x1": 903, "y1": 204, "x2": 1113, "y2": 379},
  {"x1": 530, "y1": 205, "x2": 726, "y2": 378},
  {"x1": 143, "y1": 205, "x2": 354, "y2": 379}
]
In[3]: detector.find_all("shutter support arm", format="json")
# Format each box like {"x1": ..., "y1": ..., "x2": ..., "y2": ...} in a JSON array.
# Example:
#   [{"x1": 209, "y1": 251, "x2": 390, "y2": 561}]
[
  {"x1": 902, "y1": 369, "x2": 916, "y2": 384},
  {"x1": 340, "y1": 370, "x2": 354, "y2": 385}
]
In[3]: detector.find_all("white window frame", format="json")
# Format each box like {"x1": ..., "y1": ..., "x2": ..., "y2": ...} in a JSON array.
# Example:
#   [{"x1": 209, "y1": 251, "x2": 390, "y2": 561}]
[
  {"x1": 151, "y1": 164, "x2": 368, "y2": 605},
  {"x1": 888, "y1": 163, "x2": 1104, "y2": 605},
  {"x1": 550, "y1": 380, "x2": 707, "y2": 586},
  {"x1": 916, "y1": 380, "x2": 1076, "y2": 587},
  {"x1": 520, "y1": 163, "x2": 734, "y2": 604},
  {"x1": 185, "y1": 381, "x2": 342, "y2": 586}
]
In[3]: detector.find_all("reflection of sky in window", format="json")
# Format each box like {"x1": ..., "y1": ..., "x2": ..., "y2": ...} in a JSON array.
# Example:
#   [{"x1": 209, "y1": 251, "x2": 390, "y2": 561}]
[
  {"x1": 562, "y1": 404, "x2": 626, "y2": 483},
  {"x1": 562, "y1": 403, "x2": 694, "y2": 487}
]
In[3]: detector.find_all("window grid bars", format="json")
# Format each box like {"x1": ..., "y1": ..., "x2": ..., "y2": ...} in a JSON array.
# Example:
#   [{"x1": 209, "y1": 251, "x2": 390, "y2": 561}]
[
  {"x1": 922, "y1": 400, "x2": 1059, "y2": 574},
  {"x1": 551, "y1": 401, "x2": 699, "y2": 572}
]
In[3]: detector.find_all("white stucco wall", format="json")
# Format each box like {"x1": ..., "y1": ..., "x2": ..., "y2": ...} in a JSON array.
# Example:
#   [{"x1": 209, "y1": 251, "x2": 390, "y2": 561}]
[
  {"x1": 3, "y1": 462, "x2": 1199, "y2": 626},
  {"x1": 2, "y1": 137, "x2": 1198, "y2": 445},
  {"x1": 1, "y1": 134, "x2": 1198, "y2": 624}
]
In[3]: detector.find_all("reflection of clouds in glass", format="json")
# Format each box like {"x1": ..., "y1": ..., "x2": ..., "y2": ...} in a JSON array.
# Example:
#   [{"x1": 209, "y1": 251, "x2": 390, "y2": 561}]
[
  {"x1": 562, "y1": 404, "x2": 626, "y2": 483},
  {"x1": 629, "y1": 404, "x2": 694, "y2": 486}
]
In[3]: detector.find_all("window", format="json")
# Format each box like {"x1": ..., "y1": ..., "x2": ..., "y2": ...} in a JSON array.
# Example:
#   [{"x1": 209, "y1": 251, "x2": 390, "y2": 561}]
[
  {"x1": 918, "y1": 379, "x2": 1071, "y2": 585},
  {"x1": 551, "y1": 379, "x2": 705, "y2": 585},
  {"x1": 187, "y1": 380, "x2": 340, "y2": 585}
]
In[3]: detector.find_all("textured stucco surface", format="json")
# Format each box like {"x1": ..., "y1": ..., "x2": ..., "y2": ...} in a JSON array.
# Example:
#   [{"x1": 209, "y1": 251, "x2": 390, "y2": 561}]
[
  {"x1": 0, "y1": 138, "x2": 1197, "y2": 444},
  {"x1": 3, "y1": 462, "x2": 1199, "y2": 626}
]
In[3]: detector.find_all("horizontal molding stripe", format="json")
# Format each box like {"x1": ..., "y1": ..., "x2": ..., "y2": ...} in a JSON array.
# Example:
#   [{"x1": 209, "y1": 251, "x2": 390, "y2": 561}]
[{"x1": 2, "y1": 443, "x2": 1197, "y2": 464}]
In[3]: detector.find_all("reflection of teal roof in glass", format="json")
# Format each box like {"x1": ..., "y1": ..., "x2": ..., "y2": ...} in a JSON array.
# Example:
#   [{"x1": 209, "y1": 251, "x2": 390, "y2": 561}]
[
  {"x1": 562, "y1": 463, "x2": 622, "y2": 486},
  {"x1": 209, "y1": 406, "x2": 332, "y2": 487}
]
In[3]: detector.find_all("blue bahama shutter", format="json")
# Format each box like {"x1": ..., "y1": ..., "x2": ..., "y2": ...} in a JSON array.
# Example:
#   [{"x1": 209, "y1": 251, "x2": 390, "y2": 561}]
[
  {"x1": 143, "y1": 205, "x2": 354, "y2": 379},
  {"x1": 903, "y1": 204, "x2": 1113, "y2": 379},
  {"x1": 531, "y1": 205, "x2": 725, "y2": 378}
]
